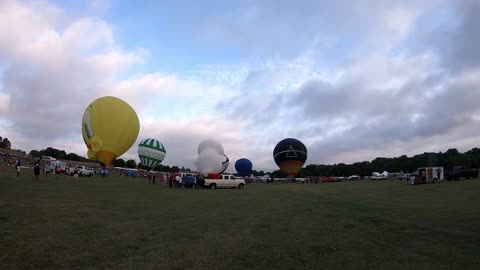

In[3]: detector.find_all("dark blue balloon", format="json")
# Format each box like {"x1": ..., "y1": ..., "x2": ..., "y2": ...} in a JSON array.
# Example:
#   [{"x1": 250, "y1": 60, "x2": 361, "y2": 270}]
[{"x1": 235, "y1": 158, "x2": 253, "y2": 177}]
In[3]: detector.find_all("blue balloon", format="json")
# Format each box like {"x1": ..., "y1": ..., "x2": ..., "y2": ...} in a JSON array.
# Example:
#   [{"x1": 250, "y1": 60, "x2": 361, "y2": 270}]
[{"x1": 235, "y1": 158, "x2": 253, "y2": 177}]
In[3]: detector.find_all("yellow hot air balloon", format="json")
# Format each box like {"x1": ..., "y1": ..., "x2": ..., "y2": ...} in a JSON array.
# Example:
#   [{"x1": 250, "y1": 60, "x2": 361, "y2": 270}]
[{"x1": 81, "y1": 96, "x2": 140, "y2": 166}]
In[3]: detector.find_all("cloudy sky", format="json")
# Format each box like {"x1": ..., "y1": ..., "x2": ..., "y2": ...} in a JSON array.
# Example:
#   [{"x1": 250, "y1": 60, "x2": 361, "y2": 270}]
[{"x1": 0, "y1": 0, "x2": 479, "y2": 172}]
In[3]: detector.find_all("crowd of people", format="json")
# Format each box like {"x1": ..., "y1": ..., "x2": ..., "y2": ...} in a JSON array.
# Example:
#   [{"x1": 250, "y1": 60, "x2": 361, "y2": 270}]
[
  {"x1": 244, "y1": 176, "x2": 368, "y2": 184},
  {"x1": 1, "y1": 152, "x2": 363, "y2": 186},
  {"x1": 120, "y1": 170, "x2": 206, "y2": 189}
]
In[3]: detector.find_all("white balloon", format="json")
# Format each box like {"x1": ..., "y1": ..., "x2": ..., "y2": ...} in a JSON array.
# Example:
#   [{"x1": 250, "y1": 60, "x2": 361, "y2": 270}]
[
  {"x1": 198, "y1": 138, "x2": 224, "y2": 155},
  {"x1": 196, "y1": 148, "x2": 223, "y2": 176},
  {"x1": 220, "y1": 154, "x2": 229, "y2": 173}
]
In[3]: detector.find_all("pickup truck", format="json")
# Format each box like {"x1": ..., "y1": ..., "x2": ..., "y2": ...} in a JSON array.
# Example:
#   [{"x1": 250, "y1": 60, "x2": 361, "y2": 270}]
[
  {"x1": 203, "y1": 174, "x2": 246, "y2": 189},
  {"x1": 74, "y1": 166, "x2": 94, "y2": 177},
  {"x1": 445, "y1": 166, "x2": 479, "y2": 180}
]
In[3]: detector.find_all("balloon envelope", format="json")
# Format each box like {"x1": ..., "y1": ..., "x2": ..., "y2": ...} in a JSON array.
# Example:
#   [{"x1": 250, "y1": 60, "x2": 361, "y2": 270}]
[
  {"x1": 220, "y1": 154, "x2": 229, "y2": 173},
  {"x1": 235, "y1": 158, "x2": 253, "y2": 177},
  {"x1": 198, "y1": 138, "x2": 224, "y2": 155},
  {"x1": 196, "y1": 148, "x2": 223, "y2": 176},
  {"x1": 138, "y1": 138, "x2": 166, "y2": 169},
  {"x1": 82, "y1": 96, "x2": 139, "y2": 166},
  {"x1": 273, "y1": 138, "x2": 307, "y2": 177}
]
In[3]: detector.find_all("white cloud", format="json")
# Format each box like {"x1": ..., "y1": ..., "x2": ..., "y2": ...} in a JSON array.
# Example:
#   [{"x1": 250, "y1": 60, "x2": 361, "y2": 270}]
[
  {"x1": 0, "y1": 0, "x2": 255, "y2": 171},
  {"x1": 1, "y1": 0, "x2": 479, "y2": 173},
  {"x1": 0, "y1": 92, "x2": 9, "y2": 113},
  {"x1": 0, "y1": 0, "x2": 146, "y2": 151}
]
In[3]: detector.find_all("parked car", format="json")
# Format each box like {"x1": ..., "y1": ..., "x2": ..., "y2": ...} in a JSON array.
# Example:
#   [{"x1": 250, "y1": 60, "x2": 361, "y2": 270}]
[
  {"x1": 178, "y1": 172, "x2": 199, "y2": 188},
  {"x1": 74, "y1": 166, "x2": 94, "y2": 177}
]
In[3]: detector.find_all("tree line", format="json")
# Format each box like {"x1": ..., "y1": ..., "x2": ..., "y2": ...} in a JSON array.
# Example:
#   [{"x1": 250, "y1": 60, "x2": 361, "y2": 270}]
[
  {"x1": 112, "y1": 158, "x2": 185, "y2": 173},
  {"x1": 28, "y1": 147, "x2": 92, "y2": 162},
  {"x1": 5, "y1": 136, "x2": 480, "y2": 177},
  {"x1": 269, "y1": 148, "x2": 480, "y2": 178}
]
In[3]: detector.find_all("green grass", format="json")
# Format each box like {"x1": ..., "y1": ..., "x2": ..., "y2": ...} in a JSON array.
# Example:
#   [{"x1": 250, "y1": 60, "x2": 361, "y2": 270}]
[{"x1": 1, "y1": 166, "x2": 480, "y2": 270}]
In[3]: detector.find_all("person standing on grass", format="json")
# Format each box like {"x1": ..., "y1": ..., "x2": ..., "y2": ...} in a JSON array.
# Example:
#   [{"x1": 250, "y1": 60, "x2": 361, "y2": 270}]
[
  {"x1": 193, "y1": 175, "x2": 197, "y2": 189},
  {"x1": 33, "y1": 162, "x2": 40, "y2": 180},
  {"x1": 158, "y1": 174, "x2": 163, "y2": 186},
  {"x1": 168, "y1": 174, "x2": 173, "y2": 188},
  {"x1": 182, "y1": 174, "x2": 187, "y2": 188},
  {"x1": 15, "y1": 159, "x2": 21, "y2": 179},
  {"x1": 175, "y1": 174, "x2": 181, "y2": 188},
  {"x1": 197, "y1": 175, "x2": 204, "y2": 188}
]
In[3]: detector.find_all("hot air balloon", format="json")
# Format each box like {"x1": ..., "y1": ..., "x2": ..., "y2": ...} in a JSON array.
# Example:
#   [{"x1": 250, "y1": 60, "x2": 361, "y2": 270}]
[
  {"x1": 273, "y1": 138, "x2": 307, "y2": 177},
  {"x1": 196, "y1": 139, "x2": 230, "y2": 176},
  {"x1": 220, "y1": 154, "x2": 229, "y2": 173},
  {"x1": 198, "y1": 138, "x2": 224, "y2": 155},
  {"x1": 235, "y1": 158, "x2": 252, "y2": 177},
  {"x1": 82, "y1": 96, "x2": 140, "y2": 166},
  {"x1": 138, "y1": 138, "x2": 166, "y2": 169},
  {"x1": 196, "y1": 148, "x2": 223, "y2": 176}
]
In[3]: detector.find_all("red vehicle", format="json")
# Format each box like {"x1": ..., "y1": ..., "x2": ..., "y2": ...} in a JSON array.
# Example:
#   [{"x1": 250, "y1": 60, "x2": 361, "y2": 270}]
[{"x1": 321, "y1": 176, "x2": 336, "y2": 183}]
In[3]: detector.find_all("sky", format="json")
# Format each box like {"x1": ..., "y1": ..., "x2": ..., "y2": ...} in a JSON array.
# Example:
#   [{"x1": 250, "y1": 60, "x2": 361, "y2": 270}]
[{"x1": 0, "y1": 0, "x2": 480, "y2": 172}]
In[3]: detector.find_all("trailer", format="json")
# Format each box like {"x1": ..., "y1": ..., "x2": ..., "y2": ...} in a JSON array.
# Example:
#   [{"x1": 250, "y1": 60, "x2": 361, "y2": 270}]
[
  {"x1": 409, "y1": 167, "x2": 444, "y2": 185},
  {"x1": 45, "y1": 160, "x2": 66, "y2": 174}
]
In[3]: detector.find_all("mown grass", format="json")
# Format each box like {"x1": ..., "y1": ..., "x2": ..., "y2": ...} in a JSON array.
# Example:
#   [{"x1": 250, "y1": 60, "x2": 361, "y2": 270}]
[{"x1": 1, "y1": 166, "x2": 479, "y2": 270}]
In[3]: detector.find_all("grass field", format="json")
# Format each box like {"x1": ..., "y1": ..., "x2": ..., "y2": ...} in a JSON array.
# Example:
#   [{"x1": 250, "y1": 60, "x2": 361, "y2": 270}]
[{"x1": 1, "y1": 166, "x2": 480, "y2": 270}]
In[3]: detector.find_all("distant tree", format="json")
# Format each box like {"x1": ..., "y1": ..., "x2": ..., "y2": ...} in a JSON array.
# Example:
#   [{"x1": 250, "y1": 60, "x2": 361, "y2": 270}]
[
  {"x1": 153, "y1": 164, "x2": 171, "y2": 172},
  {"x1": 42, "y1": 147, "x2": 59, "y2": 158},
  {"x1": 125, "y1": 159, "x2": 137, "y2": 168},
  {"x1": 66, "y1": 153, "x2": 83, "y2": 161},
  {"x1": 29, "y1": 150, "x2": 41, "y2": 157},
  {"x1": 34, "y1": 147, "x2": 76, "y2": 160},
  {"x1": 0, "y1": 137, "x2": 11, "y2": 149},
  {"x1": 466, "y1": 148, "x2": 480, "y2": 168},
  {"x1": 114, "y1": 158, "x2": 126, "y2": 168},
  {"x1": 57, "y1": 150, "x2": 67, "y2": 160},
  {"x1": 297, "y1": 168, "x2": 313, "y2": 178},
  {"x1": 445, "y1": 148, "x2": 459, "y2": 156},
  {"x1": 170, "y1": 166, "x2": 180, "y2": 172},
  {"x1": 270, "y1": 170, "x2": 287, "y2": 178},
  {"x1": 251, "y1": 170, "x2": 265, "y2": 176},
  {"x1": 137, "y1": 163, "x2": 151, "y2": 171}
]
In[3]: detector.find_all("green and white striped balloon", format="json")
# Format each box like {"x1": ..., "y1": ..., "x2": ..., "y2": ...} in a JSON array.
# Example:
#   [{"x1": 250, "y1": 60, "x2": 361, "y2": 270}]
[{"x1": 138, "y1": 138, "x2": 166, "y2": 168}]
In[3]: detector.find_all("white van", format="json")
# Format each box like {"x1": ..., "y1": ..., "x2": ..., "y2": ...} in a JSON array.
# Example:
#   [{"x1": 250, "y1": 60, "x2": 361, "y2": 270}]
[
  {"x1": 204, "y1": 174, "x2": 246, "y2": 189},
  {"x1": 45, "y1": 160, "x2": 66, "y2": 173}
]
